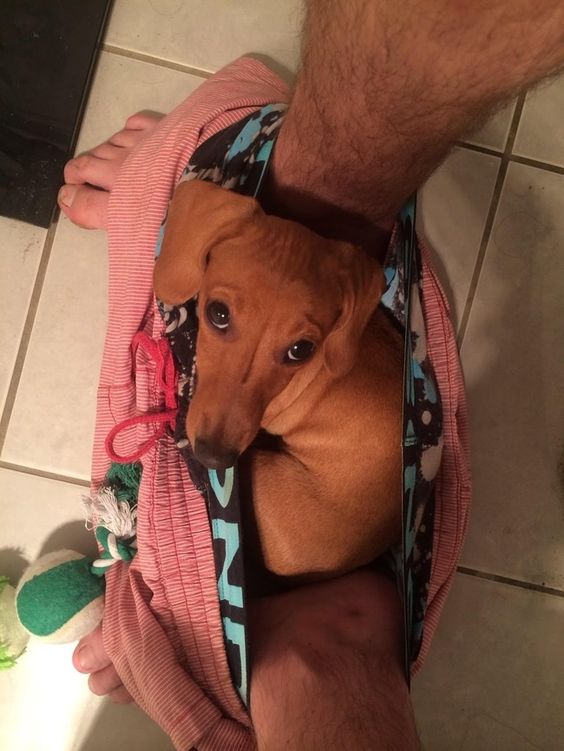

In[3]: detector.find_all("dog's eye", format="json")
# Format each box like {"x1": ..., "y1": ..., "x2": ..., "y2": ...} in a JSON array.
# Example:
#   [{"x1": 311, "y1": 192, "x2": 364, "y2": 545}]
[
  {"x1": 285, "y1": 340, "x2": 316, "y2": 363},
  {"x1": 206, "y1": 301, "x2": 230, "y2": 330}
]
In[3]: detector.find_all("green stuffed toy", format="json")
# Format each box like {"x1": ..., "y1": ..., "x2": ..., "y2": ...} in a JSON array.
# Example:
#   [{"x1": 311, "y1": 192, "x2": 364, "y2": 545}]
[
  {"x1": 0, "y1": 576, "x2": 29, "y2": 669},
  {"x1": 1, "y1": 463, "x2": 140, "y2": 661}
]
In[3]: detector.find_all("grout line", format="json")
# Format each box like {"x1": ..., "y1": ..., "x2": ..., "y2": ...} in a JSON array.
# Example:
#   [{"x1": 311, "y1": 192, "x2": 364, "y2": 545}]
[
  {"x1": 455, "y1": 159, "x2": 508, "y2": 346},
  {"x1": 458, "y1": 140, "x2": 564, "y2": 176},
  {"x1": 456, "y1": 141, "x2": 503, "y2": 158},
  {"x1": 456, "y1": 94, "x2": 526, "y2": 347},
  {"x1": 457, "y1": 566, "x2": 564, "y2": 599},
  {"x1": 507, "y1": 153, "x2": 564, "y2": 176},
  {"x1": 503, "y1": 93, "x2": 527, "y2": 155},
  {"x1": 0, "y1": 222, "x2": 59, "y2": 453},
  {"x1": 102, "y1": 43, "x2": 212, "y2": 79},
  {"x1": 0, "y1": 460, "x2": 90, "y2": 488}
]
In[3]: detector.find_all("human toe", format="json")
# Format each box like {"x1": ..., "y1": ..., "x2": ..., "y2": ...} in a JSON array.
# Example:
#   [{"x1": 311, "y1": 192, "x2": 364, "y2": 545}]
[
  {"x1": 88, "y1": 662, "x2": 126, "y2": 697},
  {"x1": 58, "y1": 184, "x2": 109, "y2": 229},
  {"x1": 63, "y1": 154, "x2": 120, "y2": 191},
  {"x1": 124, "y1": 111, "x2": 163, "y2": 131},
  {"x1": 105, "y1": 112, "x2": 162, "y2": 149},
  {"x1": 89, "y1": 141, "x2": 129, "y2": 162},
  {"x1": 73, "y1": 625, "x2": 112, "y2": 673}
]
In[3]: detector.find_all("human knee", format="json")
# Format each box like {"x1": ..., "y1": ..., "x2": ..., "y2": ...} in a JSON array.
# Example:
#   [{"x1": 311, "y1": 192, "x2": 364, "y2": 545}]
[
  {"x1": 250, "y1": 571, "x2": 416, "y2": 750},
  {"x1": 274, "y1": 577, "x2": 402, "y2": 698},
  {"x1": 296, "y1": 569, "x2": 404, "y2": 658}
]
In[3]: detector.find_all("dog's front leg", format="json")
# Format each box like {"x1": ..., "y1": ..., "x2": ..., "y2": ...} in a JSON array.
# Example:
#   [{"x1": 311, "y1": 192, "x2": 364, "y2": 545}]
[{"x1": 241, "y1": 449, "x2": 357, "y2": 580}]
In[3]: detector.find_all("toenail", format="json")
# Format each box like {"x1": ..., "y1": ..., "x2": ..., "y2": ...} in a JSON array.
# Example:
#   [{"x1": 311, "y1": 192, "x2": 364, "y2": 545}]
[
  {"x1": 76, "y1": 645, "x2": 93, "y2": 671},
  {"x1": 58, "y1": 185, "x2": 75, "y2": 208}
]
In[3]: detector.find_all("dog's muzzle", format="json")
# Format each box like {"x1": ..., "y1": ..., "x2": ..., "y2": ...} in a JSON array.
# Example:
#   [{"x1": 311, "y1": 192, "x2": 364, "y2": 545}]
[{"x1": 194, "y1": 437, "x2": 239, "y2": 470}]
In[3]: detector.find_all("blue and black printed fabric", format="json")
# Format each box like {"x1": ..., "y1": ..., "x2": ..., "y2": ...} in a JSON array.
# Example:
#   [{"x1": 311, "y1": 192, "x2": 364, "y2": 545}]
[
  {"x1": 155, "y1": 103, "x2": 443, "y2": 702},
  {"x1": 383, "y1": 199, "x2": 443, "y2": 679},
  {"x1": 156, "y1": 105, "x2": 288, "y2": 707}
]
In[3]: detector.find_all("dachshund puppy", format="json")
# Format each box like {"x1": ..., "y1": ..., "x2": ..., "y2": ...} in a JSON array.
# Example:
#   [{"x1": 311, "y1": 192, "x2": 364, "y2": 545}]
[{"x1": 154, "y1": 180, "x2": 402, "y2": 581}]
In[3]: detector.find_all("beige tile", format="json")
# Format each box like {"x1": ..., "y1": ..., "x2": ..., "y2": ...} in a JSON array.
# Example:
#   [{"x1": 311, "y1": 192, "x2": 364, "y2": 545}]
[
  {"x1": 460, "y1": 163, "x2": 564, "y2": 590},
  {"x1": 0, "y1": 638, "x2": 103, "y2": 751},
  {"x1": 413, "y1": 574, "x2": 564, "y2": 751},
  {"x1": 513, "y1": 75, "x2": 564, "y2": 167},
  {"x1": 1, "y1": 646, "x2": 173, "y2": 751},
  {"x1": 0, "y1": 469, "x2": 95, "y2": 579},
  {"x1": 0, "y1": 469, "x2": 97, "y2": 751},
  {"x1": 75, "y1": 701, "x2": 175, "y2": 751},
  {"x1": 1, "y1": 53, "x2": 205, "y2": 479},
  {"x1": 76, "y1": 51, "x2": 205, "y2": 150},
  {"x1": 1, "y1": 217, "x2": 108, "y2": 479},
  {"x1": 465, "y1": 101, "x2": 516, "y2": 152},
  {"x1": 418, "y1": 147, "x2": 500, "y2": 331},
  {"x1": 106, "y1": 0, "x2": 302, "y2": 75},
  {"x1": 0, "y1": 219, "x2": 44, "y2": 413},
  {"x1": 0, "y1": 470, "x2": 174, "y2": 751}
]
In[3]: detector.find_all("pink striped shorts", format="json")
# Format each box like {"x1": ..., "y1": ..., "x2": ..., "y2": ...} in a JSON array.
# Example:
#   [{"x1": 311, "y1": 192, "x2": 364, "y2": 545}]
[{"x1": 92, "y1": 56, "x2": 471, "y2": 750}]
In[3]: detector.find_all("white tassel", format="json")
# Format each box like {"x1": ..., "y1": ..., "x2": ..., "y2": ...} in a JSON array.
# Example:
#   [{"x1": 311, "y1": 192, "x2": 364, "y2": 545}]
[{"x1": 81, "y1": 487, "x2": 137, "y2": 539}]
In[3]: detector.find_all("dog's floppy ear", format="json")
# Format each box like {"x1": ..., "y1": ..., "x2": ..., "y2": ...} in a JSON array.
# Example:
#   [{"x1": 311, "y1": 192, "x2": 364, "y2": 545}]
[
  {"x1": 153, "y1": 180, "x2": 262, "y2": 304},
  {"x1": 323, "y1": 244, "x2": 386, "y2": 378}
]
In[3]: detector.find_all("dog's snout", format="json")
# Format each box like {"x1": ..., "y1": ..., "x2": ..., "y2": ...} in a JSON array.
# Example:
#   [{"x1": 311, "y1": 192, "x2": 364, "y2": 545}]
[{"x1": 194, "y1": 437, "x2": 239, "y2": 470}]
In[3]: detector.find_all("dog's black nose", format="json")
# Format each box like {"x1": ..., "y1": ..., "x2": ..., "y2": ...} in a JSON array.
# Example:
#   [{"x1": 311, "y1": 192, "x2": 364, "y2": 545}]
[{"x1": 194, "y1": 438, "x2": 239, "y2": 470}]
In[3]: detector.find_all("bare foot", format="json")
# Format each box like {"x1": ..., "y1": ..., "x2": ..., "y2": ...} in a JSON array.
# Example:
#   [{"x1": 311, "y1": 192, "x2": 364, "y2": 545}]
[
  {"x1": 58, "y1": 112, "x2": 162, "y2": 230},
  {"x1": 73, "y1": 624, "x2": 133, "y2": 705}
]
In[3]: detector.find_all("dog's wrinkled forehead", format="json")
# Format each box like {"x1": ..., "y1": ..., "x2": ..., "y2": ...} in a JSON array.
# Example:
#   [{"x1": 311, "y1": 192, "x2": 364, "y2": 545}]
[
  {"x1": 201, "y1": 225, "x2": 343, "y2": 325},
  {"x1": 206, "y1": 217, "x2": 342, "y2": 290}
]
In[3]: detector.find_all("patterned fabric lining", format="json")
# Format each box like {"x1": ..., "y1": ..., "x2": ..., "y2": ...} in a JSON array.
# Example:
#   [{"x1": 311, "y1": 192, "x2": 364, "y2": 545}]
[{"x1": 393, "y1": 199, "x2": 443, "y2": 676}]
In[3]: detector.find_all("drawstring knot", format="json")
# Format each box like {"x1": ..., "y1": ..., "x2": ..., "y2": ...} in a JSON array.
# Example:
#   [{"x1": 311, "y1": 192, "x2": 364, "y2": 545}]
[{"x1": 105, "y1": 332, "x2": 178, "y2": 463}]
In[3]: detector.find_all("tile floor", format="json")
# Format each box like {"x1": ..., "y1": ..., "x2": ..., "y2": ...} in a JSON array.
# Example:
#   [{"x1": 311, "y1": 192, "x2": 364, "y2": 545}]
[{"x1": 1, "y1": 2, "x2": 563, "y2": 749}]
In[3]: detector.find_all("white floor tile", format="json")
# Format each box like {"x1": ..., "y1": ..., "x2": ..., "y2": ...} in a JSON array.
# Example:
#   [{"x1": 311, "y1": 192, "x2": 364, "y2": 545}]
[
  {"x1": 0, "y1": 466, "x2": 96, "y2": 751},
  {"x1": 1, "y1": 218, "x2": 108, "y2": 479},
  {"x1": 513, "y1": 75, "x2": 564, "y2": 167},
  {"x1": 1, "y1": 53, "x2": 205, "y2": 479},
  {"x1": 465, "y1": 101, "x2": 516, "y2": 152},
  {"x1": 460, "y1": 163, "x2": 564, "y2": 590},
  {"x1": 418, "y1": 147, "x2": 500, "y2": 331},
  {"x1": 76, "y1": 51, "x2": 205, "y2": 150},
  {"x1": 0, "y1": 468, "x2": 173, "y2": 751},
  {"x1": 0, "y1": 219, "x2": 44, "y2": 413},
  {"x1": 106, "y1": 0, "x2": 302, "y2": 75},
  {"x1": 0, "y1": 639, "x2": 104, "y2": 751},
  {"x1": 413, "y1": 574, "x2": 564, "y2": 751},
  {"x1": 74, "y1": 701, "x2": 175, "y2": 751},
  {"x1": 1, "y1": 646, "x2": 173, "y2": 751},
  {"x1": 0, "y1": 469, "x2": 95, "y2": 579}
]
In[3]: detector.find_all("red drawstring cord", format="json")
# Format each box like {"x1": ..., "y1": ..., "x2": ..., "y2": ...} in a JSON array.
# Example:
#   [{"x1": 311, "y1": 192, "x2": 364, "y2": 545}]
[{"x1": 105, "y1": 332, "x2": 179, "y2": 463}]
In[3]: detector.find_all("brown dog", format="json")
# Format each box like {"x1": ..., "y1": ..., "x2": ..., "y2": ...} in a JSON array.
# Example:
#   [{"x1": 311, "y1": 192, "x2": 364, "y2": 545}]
[{"x1": 154, "y1": 180, "x2": 402, "y2": 581}]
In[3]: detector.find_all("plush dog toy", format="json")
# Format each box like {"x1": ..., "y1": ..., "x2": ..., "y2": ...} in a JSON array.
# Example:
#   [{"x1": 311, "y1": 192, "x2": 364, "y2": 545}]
[
  {"x1": 0, "y1": 576, "x2": 29, "y2": 668},
  {"x1": 0, "y1": 463, "x2": 140, "y2": 663}
]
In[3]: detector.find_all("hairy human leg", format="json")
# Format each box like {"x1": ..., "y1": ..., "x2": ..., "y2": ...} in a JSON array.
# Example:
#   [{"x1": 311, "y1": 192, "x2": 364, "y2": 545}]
[
  {"x1": 249, "y1": 569, "x2": 420, "y2": 750},
  {"x1": 71, "y1": 568, "x2": 419, "y2": 751},
  {"x1": 266, "y1": 0, "x2": 564, "y2": 252}
]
